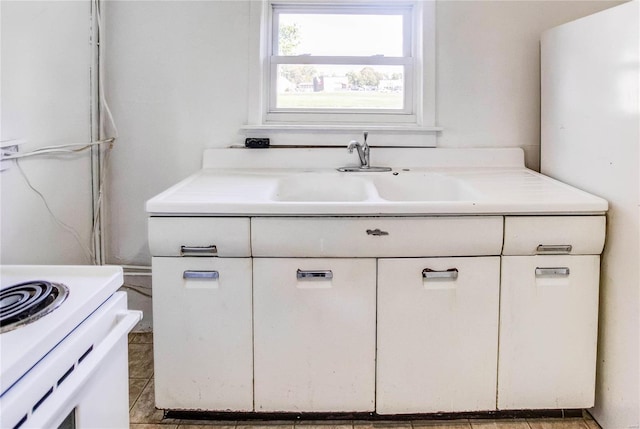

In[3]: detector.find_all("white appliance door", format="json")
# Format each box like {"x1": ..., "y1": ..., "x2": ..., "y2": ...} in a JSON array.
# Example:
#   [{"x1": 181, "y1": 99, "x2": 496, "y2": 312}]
[
  {"x1": 541, "y1": 2, "x2": 639, "y2": 427},
  {"x1": 1, "y1": 292, "x2": 141, "y2": 429}
]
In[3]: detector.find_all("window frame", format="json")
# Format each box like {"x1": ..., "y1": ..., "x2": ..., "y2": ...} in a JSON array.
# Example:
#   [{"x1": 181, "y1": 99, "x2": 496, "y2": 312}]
[
  {"x1": 269, "y1": 4, "x2": 414, "y2": 116},
  {"x1": 247, "y1": 0, "x2": 436, "y2": 130}
]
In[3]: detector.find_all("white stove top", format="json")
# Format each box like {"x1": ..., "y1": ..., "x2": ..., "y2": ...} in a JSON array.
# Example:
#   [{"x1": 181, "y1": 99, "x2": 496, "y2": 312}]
[{"x1": 0, "y1": 265, "x2": 123, "y2": 396}]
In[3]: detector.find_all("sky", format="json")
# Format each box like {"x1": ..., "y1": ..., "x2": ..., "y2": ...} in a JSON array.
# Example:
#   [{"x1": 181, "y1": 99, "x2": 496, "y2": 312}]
[{"x1": 279, "y1": 13, "x2": 404, "y2": 57}]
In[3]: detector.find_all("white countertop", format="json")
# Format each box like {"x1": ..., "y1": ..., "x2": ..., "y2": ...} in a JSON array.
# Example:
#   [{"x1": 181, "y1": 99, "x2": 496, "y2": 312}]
[{"x1": 145, "y1": 148, "x2": 608, "y2": 216}]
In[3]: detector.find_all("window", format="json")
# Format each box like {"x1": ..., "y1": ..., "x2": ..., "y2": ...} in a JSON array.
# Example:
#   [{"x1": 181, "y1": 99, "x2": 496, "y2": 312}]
[
  {"x1": 271, "y1": 4, "x2": 412, "y2": 111},
  {"x1": 247, "y1": 0, "x2": 436, "y2": 131}
]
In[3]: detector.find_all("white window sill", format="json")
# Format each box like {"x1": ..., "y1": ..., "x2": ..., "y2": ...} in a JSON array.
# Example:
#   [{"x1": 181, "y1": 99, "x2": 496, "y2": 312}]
[
  {"x1": 239, "y1": 124, "x2": 441, "y2": 147},
  {"x1": 240, "y1": 124, "x2": 443, "y2": 133}
]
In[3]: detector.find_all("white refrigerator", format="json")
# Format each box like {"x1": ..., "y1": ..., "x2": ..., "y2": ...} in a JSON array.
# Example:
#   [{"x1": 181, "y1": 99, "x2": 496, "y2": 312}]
[{"x1": 540, "y1": 2, "x2": 639, "y2": 428}]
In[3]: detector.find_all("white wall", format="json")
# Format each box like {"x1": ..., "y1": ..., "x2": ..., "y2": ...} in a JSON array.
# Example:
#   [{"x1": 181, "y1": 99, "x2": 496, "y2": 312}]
[
  {"x1": 436, "y1": 0, "x2": 625, "y2": 169},
  {"x1": 105, "y1": 0, "x2": 621, "y2": 268},
  {"x1": 0, "y1": 0, "x2": 622, "y2": 331},
  {"x1": 104, "y1": 1, "x2": 251, "y2": 266},
  {"x1": 1, "y1": 1, "x2": 94, "y2": 265}
]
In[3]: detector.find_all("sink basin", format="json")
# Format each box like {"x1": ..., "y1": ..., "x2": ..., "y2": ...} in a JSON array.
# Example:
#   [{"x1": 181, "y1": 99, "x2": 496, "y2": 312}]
[
  {"x1": 271, "y1": 174, "x2": 372, "y2": 202},
  {"x1": 270, "y1": 171, "x2": 478, "y2": 203},
  {"x1": 372, "y1": 172, "x2": 478, "y2": 201}
]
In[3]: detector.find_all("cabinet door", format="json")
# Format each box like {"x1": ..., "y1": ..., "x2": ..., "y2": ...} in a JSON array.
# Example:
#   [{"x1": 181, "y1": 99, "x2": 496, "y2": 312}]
[
  {"x1": 377, "y1": 257, "x2": 500, "y2": 414},
  {"x1": 498, "y1": 255, "x2": 600, "y2": 409},
  {"x1": 253, "y1": 258, "x2": 376, "y2": 412},
  {"x1": 152, "y1": 257, "x2": 253, "y2": 411}
]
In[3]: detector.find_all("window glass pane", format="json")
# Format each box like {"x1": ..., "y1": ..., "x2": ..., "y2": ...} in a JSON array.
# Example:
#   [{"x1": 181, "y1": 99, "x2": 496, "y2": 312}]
[
  {"x1": 276, "y1": 64, "x2": 404, "y2": 109},
  {"x1": 277, "y1": 13, "x2": 403, "y2": 57},
  {"x1": 57, "y1": 409, "x2": 75, "y2": 429}
]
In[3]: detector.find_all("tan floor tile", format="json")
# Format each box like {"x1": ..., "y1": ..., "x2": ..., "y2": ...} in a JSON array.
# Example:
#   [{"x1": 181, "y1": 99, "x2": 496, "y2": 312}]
[
  {"x1": 413, "y1": 421, "x2": 471, "y2": 429},
  {"x1": 237, "y1": 422, "x2": 295, "y2": 427},
  {"x1": 131, "y1": 332, "x2": 154, "y2": 344},
  {"x1": 129, "y1": 342, "x2": 154, "y2": 379},
  {"x1": 470, "y1": 421, "x2": 530, "y2": 429},
  {"x1": 527, "y1": 419, "x2": 588, "y2": 429},
  {"x1": 129, "y1": 379, "x2": 179, "y2": 425},
  {"x1": 579, "y1": 412, "x2": 600, "y2": 428},
  {"x1": 131, "y1": 424, "x2": 178, "y2": 429},
  {"x1": 130, "y1": 378, "x2": 150, "y2": 410},
  {"x1": 296, "y1": 421, "x2": 352, "y2": 428},
  {"x1": 580, "y1": 411, "x2": 593, "y2": 421},
  {"x1": 179, "y1": 425, "x2": 237, "y2": 429},
  {"x1": 351, "y1": 423, "x2": 372, "y2": 429},
  {"x1": 178, "y1": 420, "x2": 236, "y2": 427},
  {"x1": 294, "y1": 424, "x2": 352, "y2": 429},
  {"x1": 353, "y1": 422, "x2": 411, "y2": 429}
]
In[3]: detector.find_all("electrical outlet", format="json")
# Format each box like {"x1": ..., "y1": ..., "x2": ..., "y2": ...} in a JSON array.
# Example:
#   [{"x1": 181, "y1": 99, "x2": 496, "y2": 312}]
[
  {"x1": 245, "y1": 138, "x2": 270, "y2": 149},
  {"x1": 1, "y1": 140, "x2": 23, "y2": 172}
]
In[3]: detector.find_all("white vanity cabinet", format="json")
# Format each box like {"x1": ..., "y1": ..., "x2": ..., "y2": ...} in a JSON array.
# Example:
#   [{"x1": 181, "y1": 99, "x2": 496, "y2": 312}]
[
  {"x1": 149, "y1": 217, "x2": 253, "y2": 411},
  {"x1": 253, "y1": 258, "x2": 376, "y2": 412},
  {"x1": 145, "y1": 149, "x2": 609, "y2": 415},
  {"x1": 148, "y1": 212, "x2": 605, "y2": 414},
  {"x1": 497, "y1": 216, "x2": 605, "y2": 410},
  {"x1": 252, "y1": 216, "x2": 504, "y2": 414},
  {"x1": 376, "y1": 257, "x2": 501, "y2": 414}
]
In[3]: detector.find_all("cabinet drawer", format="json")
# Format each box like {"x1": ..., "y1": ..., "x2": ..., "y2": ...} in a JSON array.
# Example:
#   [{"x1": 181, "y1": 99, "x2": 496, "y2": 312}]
[
  {"x1": 148, "y1": 217, "x2": 250, "y2": 257},
  {"x1": 252, "y1": 216, "x2": 503, "y2": 257},
  {"x1": 503, "y1": 216, "x2": 605, "y2": 255}
]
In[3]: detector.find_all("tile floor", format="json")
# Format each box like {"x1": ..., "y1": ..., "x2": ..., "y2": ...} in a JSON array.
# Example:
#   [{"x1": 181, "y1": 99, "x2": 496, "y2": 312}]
[{"x1": 128, "y1": 333, "x2": 601, "y2": 429}]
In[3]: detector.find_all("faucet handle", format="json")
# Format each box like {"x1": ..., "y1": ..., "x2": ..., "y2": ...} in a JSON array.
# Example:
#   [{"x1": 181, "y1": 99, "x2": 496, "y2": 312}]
[{"x1": 363, "y1": 131, "x2": 368, "y2": 144}]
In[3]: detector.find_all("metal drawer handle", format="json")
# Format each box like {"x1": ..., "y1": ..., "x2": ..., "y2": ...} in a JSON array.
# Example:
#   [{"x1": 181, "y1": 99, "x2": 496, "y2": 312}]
[
  {"x1": 366, "y1": 229, "x2": 389, "y2": 236},
  {"x1": 422, "y1": 268, "x2": 459, "y2": 280},
  {"x1": 180, "y1": 245, "x2": 218, "y2": 257},
  {"x1": 183, "y1": 270, "x2": 219, "y2": 280},
  {"x1": 536, "y1": 244, "x2": 572, "y2": 254},
  {"x1": 535, "y1": 267, "x2": 570, "y2": 277},
  {"x1": 296, "y1": 269, "x2": 333, "y2": 281}
]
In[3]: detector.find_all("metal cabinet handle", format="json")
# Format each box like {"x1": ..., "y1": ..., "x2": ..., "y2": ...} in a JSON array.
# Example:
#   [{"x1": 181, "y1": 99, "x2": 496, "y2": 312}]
[
  {"x1": 535, "y1": 267, "x2": 570, "y2": 277},
  {"x1": 180, "y1": 245, "x2": 218, "y2": 257},
  {"x1": 422, "y1": 268, "x2": 459, "y2": 280},
  {"x1": 183, "y1": 270, "x2": 219, "y2": 280},
  {"x1": 296, "y1": 269, "x2": 333, "y2": 281},
  {"x1": 366, "y1": 229, "x2": 389, "y2": 236},
  {"x1": 536, "y1": 244, "x2": 572, "y2": 254}
]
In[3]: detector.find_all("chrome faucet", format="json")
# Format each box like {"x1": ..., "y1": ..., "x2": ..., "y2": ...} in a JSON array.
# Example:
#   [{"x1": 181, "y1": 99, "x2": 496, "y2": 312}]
[
  {"x1": 348, "y1": 131, "x2": 371, "y2": 169},
  {"x1": 338, "y1": 131, "x2": 391, "y2": 172}
]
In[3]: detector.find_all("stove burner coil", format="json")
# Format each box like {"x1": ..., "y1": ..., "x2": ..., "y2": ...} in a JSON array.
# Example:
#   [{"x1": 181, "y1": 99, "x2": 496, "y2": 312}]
[{"x1": 0, "y1": 281, "x2": 69, "y2": 333}]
